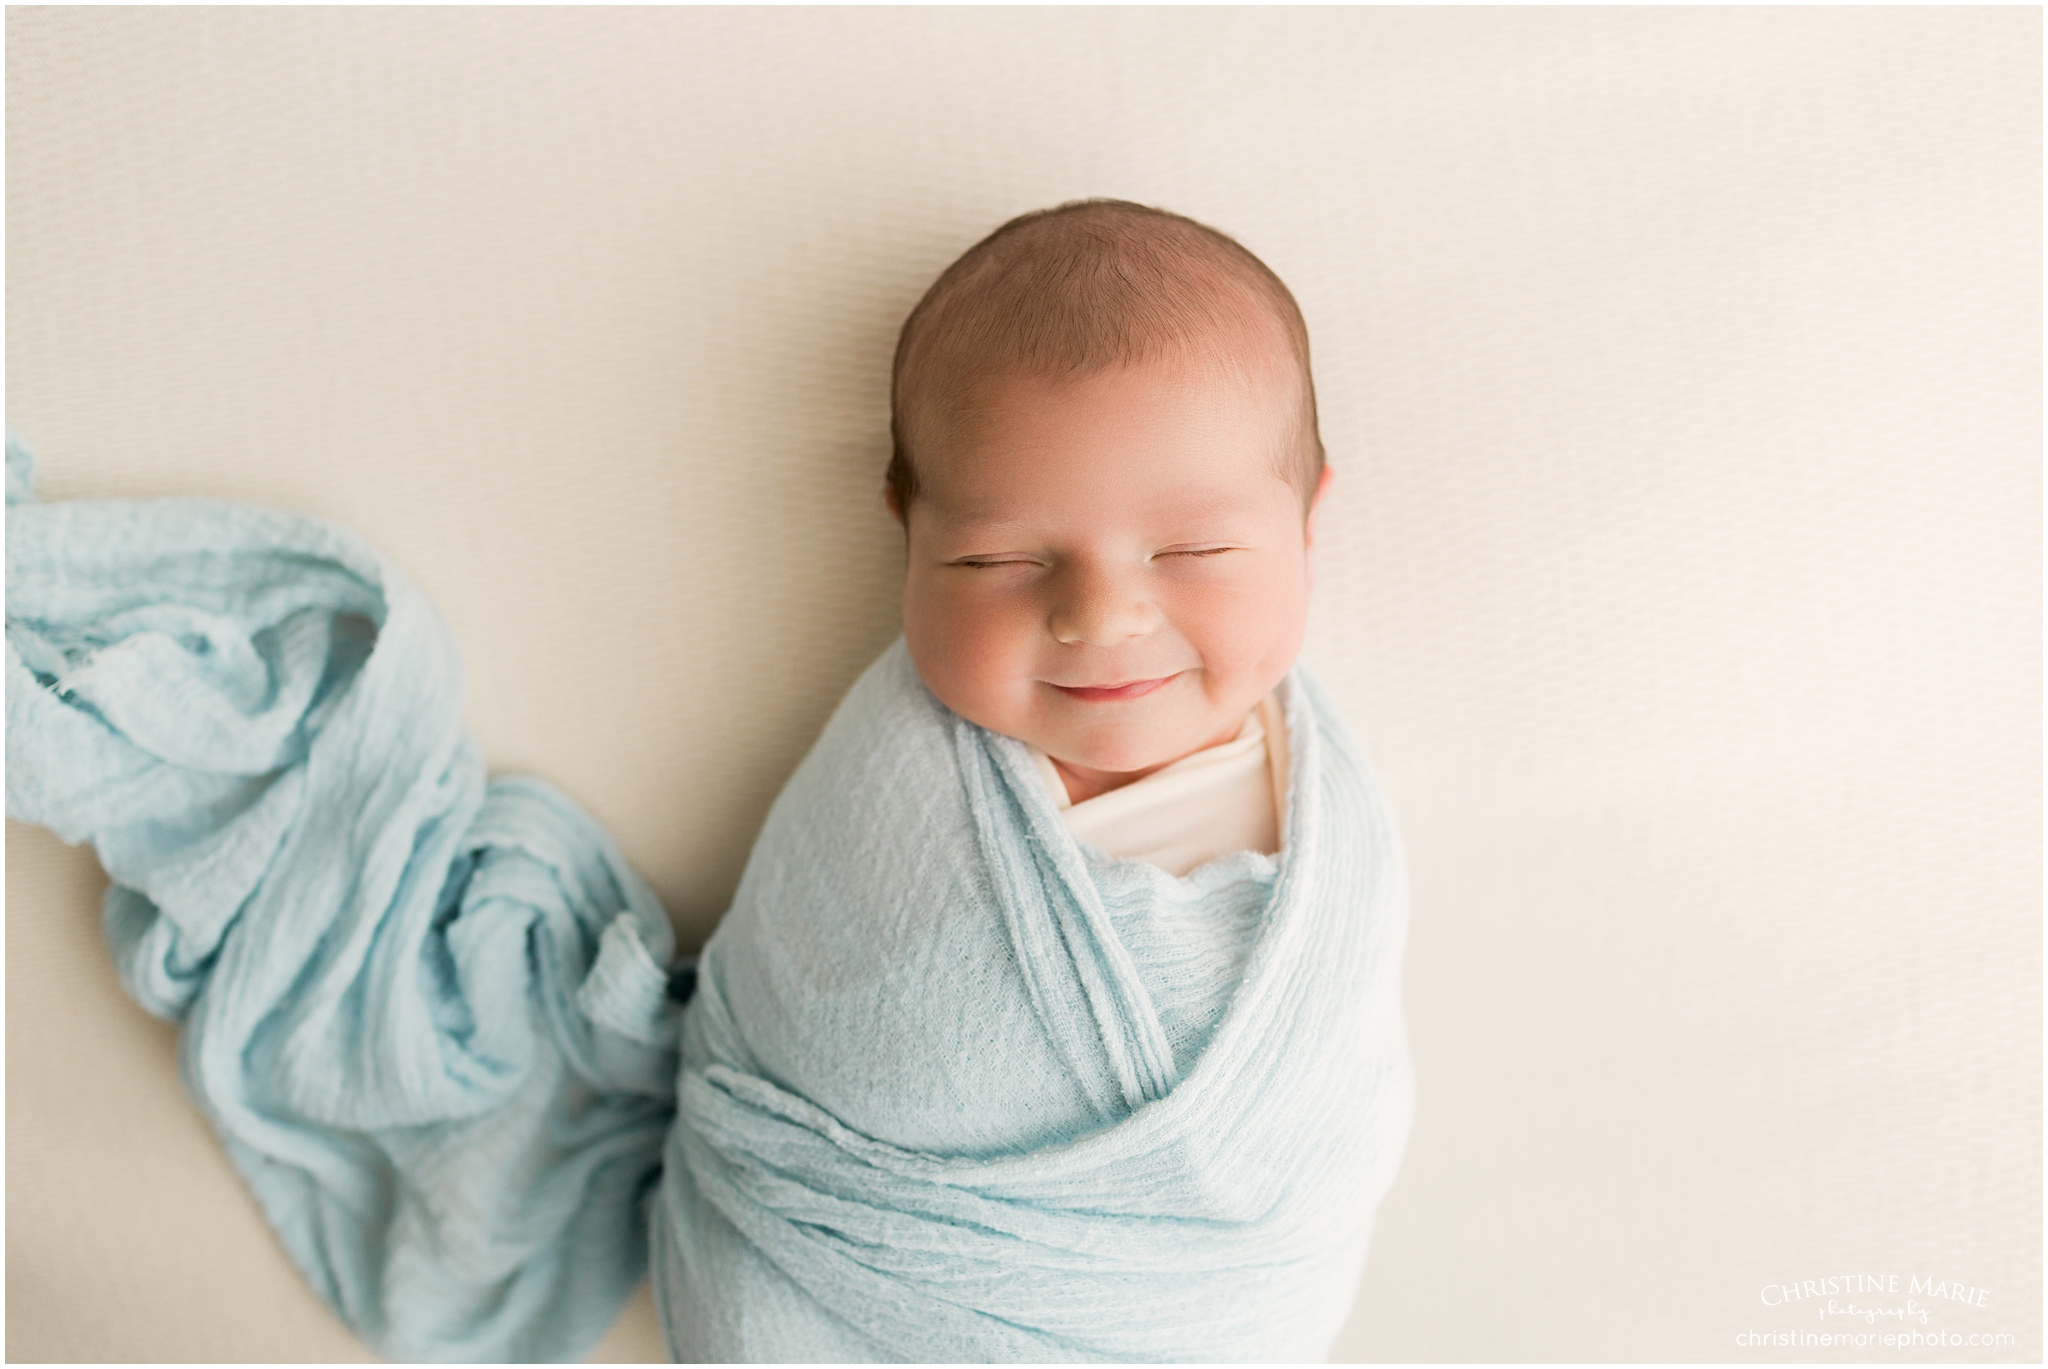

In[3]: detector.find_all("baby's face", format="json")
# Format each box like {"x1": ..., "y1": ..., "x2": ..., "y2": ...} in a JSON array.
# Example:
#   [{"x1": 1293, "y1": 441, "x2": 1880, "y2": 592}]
[{"x1": 897, "y1": 356, "x2": 1327, "y2": 788}]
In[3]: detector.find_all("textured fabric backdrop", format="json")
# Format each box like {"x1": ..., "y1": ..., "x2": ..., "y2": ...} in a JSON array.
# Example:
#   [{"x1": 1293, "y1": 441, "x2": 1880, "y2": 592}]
[{"x1": 6, "y1": 7, "x2": 2038, "y2": 1363}]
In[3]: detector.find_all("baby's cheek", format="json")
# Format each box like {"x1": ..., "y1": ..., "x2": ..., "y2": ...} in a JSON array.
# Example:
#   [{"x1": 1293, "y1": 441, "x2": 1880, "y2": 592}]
[
  {"x1": 904, "y1": 578, "x2": 1040, "y2": 730},
  {"x1": 1184, "y1": 575, "x2": 1304, "y2": 682},
  {"x1": 952, "y1": 614, "x2": 1032, "y2": 713}
]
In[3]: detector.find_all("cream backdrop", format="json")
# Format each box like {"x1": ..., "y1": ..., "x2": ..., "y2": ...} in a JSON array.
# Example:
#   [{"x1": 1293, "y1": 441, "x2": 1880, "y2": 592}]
[{"x1": 5, "y1": 7, "x2": 2038, "y2": 1364}]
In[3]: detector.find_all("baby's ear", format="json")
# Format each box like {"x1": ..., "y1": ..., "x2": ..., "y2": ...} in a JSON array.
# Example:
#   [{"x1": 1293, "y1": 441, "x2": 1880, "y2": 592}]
[{"x1": 1304, "y1": 465, "x2": 1335, "y2": 548}]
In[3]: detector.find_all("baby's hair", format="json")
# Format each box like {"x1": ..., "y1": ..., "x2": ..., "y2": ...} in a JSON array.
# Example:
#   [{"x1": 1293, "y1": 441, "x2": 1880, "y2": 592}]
[{"x1": 888, "y1": 198, "x2": 1325, "y2": 516}]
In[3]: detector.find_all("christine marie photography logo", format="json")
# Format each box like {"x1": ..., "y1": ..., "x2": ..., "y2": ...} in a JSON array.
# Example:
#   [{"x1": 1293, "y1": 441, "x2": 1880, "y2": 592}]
[{"x1": 1734, "y1": 1272, "x2": 2017, "y2": 1354}]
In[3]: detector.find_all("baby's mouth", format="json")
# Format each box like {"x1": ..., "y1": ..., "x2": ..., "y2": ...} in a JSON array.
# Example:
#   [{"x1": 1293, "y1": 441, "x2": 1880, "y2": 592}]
[{"x1": 1048, "y1": 673, "x2": 1178, "y2": 703}]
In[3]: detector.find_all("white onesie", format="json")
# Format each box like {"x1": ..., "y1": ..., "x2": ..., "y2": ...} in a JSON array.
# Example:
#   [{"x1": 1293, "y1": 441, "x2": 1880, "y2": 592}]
[{"x1": 1025, "y1": 694, "x2": 1289, "y2": 877}]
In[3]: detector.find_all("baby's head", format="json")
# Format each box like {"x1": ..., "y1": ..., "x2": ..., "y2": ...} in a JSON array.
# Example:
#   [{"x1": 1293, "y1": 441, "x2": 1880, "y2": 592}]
[{"x1": 887, "y1": 200, "x2": 1330, "y2": 794}]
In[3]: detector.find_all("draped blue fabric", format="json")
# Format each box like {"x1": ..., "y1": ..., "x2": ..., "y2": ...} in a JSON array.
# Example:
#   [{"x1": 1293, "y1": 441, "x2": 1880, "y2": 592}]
[
  {"x1": 7, "y1": 434, "x2": 1414, "y2": 1362},
  {"x1": 5, "y1": 437, "x2": 679, "y2": 1361}
]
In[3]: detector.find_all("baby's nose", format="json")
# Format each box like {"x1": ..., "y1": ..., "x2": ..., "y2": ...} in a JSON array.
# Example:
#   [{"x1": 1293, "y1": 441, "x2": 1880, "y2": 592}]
[{"x1": 1047, "y1": 564, "x2": 1162, "y2": 647}]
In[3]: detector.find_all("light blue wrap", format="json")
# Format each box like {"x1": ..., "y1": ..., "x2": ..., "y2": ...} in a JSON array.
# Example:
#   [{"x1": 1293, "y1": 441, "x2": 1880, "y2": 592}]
[
  {"x1": 5, "y1": 437, "x2": 679, "y2": 1361},
  {"x1": 6, "y1": 435, "x2": 1414, "y2": 1363}
]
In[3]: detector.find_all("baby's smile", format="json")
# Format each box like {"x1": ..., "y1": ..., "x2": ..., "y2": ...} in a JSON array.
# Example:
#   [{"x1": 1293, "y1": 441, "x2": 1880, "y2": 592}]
[{"x1": 1045, "y1": 673, "x2": 1180, "y2": 702}]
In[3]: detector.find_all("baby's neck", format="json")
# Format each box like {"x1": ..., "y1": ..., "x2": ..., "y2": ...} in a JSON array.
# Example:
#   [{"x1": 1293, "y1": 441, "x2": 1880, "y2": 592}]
[
  {"x1": 1048, "y1": 754, "x2": 1172, "y2": 805},
  {"x1": 1046, "y1": 710, "x2": 1254, "y2": 804}
]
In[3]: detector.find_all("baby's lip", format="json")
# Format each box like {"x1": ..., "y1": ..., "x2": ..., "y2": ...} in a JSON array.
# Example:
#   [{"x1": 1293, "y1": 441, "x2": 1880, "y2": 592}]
[{"x1": 1048, "y1": 673, "x2": 1179, "y2": 703}]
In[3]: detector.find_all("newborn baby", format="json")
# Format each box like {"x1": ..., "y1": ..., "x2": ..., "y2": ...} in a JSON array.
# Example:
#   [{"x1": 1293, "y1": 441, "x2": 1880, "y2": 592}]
[
  {"x1": 5, "y1": 199, "x2": 1412, "y2": 1364},
  {"x1": 654, "y1": 201, "x2": 1413, "y2": 1357}
]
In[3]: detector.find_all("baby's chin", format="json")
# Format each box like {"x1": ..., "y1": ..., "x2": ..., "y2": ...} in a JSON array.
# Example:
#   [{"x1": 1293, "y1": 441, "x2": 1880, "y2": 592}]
[{"x1": 1024, "y1": 713, "x2": 1224, "y2": 779}]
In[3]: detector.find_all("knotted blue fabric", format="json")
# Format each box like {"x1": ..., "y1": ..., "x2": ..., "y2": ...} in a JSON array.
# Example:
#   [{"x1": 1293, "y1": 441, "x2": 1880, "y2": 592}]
[{"x1": 6, "y1": 435, "x2": 1414, "y2": 1362}]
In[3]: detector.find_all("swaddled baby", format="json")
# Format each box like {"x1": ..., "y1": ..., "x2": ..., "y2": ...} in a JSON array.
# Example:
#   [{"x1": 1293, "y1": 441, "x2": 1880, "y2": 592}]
[
  {"x1": 5, "y1": 199, "x2": 1411, "y2": 1364},
  {"x1": 657, "y1": 201, "x2": 1411, "y2": 1359}
]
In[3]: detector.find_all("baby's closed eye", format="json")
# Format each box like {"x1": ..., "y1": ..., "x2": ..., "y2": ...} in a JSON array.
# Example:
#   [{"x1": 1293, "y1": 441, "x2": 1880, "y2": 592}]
[{"x1": 946, "y1": 545, "x2": 1243, "y2": 570}]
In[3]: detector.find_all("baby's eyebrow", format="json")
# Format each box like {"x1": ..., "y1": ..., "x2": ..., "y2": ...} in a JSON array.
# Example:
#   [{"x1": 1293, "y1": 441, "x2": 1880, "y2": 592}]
[
  {"x1": 924, "y1": 515, "x2": 1042, "y2": 542},
  {"x1": 929, "y1": 508, "x2": 1036, "y2": 527},
  {"x1": 931, "y1": 488, "x2": 1258, "y2": 530},
  {"x1": 1153, "y1": 489, "x2": 1262, "y2": 521}
]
